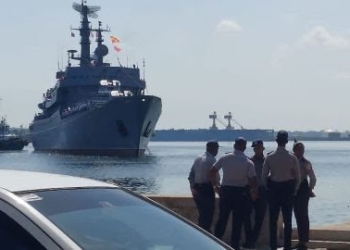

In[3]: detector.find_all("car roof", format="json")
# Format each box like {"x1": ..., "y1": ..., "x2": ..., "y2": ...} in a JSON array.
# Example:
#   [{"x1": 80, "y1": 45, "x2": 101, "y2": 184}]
[{"x1": 0, "y1": 169, "x2": 116, "y2": 193}]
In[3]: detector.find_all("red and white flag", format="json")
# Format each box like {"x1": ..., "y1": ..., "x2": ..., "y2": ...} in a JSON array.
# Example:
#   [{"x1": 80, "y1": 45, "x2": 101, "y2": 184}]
[
  {"x1": 113, "y1": 45, "x2": 121, "y2": 52},
  {"x1": 110, "y1": 35, "x2": 120, "y2": 43}
]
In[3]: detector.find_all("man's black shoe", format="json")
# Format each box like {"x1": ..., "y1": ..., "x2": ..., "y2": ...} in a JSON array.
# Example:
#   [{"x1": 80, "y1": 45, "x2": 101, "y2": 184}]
[{"x1": 292, "y1": 243, "x2": 307, "y2": 250}]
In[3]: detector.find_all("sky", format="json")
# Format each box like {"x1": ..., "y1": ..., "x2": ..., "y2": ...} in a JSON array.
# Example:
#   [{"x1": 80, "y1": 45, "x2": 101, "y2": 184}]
[{"x1": 1, "y1": 1, "x2": 350, "y2": 131}]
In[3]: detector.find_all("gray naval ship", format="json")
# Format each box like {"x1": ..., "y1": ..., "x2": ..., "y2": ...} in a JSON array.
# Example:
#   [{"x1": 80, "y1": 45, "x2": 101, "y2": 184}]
[
  {"x1": 153, "y1": 112, "x2": 275, "y2": 142},
  {"x1": 29, "y1": 1, "x2": 162, "y2": 156}
]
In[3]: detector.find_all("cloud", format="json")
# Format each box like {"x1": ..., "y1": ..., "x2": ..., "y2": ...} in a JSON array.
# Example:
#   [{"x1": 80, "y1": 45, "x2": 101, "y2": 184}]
[
  {"x1": 272, "y1": 26, "x2": 350, "y2": 67},
  {"x1": 299, "y1": 26, "x2": 350, "y2": 48},
  {"x1": 217, "y1": 20, "x2": 242, "y2": 33}
]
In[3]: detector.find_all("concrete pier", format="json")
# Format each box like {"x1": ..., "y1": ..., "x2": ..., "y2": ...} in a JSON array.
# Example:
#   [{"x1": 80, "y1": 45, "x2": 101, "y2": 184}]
[{"x1": 148, "y1": 195, "x2": 350, "y2": 250}]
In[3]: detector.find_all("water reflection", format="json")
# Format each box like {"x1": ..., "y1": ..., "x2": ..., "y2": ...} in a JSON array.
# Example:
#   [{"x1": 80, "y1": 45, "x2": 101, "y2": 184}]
[
  {"x1": 0, "y1": 147, "x2": 161, "y2": 195},
  {"x1": 106, "y1": 177, "x2": 159, "y2": 194}
]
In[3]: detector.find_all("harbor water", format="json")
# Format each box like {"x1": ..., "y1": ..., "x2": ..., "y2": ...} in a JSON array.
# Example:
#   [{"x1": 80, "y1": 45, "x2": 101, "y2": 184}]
[{"x1": 0, "y1": 141, "x2": 349, "y2": 227}]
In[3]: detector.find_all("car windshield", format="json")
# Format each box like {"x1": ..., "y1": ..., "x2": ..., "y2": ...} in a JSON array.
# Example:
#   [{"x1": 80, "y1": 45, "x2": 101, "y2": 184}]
[{"x1": 19, "y1": 188, "x2": 229, "y2": 250}]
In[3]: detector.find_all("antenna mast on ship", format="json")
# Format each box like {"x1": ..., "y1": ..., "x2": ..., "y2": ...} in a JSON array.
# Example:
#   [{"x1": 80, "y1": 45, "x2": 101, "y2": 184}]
[
  {"x1": 92, "y1": 21, "x2": 110, "y2": 65},
  {"x1": 226, "y1": 112, "x2": 245, "y2": 130},
  {"x1": 71, "y1": 1, "x2": 102, "y2": 66},
  {"x1": 209, "y1": 111, "x2": 218, "y2": 130},
  {"x1": 143, "y1": 59, "x2": 146, "y2": 80},
  {"x1": 224, "y1": 112, "x2": 234, "y2": 130}
]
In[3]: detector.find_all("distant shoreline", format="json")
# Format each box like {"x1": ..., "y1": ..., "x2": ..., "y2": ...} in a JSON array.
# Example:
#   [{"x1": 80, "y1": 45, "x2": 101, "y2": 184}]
[{"x1": 152, "y1": 128, "x2": 349, "y2": 142}]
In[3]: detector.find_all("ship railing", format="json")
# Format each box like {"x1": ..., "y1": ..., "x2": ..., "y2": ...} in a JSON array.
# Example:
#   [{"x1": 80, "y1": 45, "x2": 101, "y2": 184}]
[
  {"x1": 97, "y1": 88, "x2": 134, "y2": 98},
  {"x1": 34, "y1": 113, "x2": 51, "y2": 121},
  {"x1": 98, "y1": 89, "x2": 112, "y2": 96},
  {"x1": 0, "y1": 134, "x2": 21, "y2": 140},
  {"x1": 61, "y1": 100, "x2": 91, "y2": 118}
]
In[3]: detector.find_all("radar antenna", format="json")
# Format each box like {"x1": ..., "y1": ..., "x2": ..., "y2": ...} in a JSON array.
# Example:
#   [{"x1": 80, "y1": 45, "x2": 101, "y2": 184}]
[{"x1": 72, "y1": 1, "x2": 100, "y2": 19}]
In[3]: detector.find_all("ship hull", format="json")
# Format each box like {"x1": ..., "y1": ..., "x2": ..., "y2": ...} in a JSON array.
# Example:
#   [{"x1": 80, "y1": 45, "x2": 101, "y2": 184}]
[
  {"x1": 0, "y1": 138, "x2": 28, "y2": 151},
  {"x1": 152, "y1": 129, "x2": 275, "y2": 142},
  {"x1": 30, "y1": 96, "x2": 162, "y2": 157}
]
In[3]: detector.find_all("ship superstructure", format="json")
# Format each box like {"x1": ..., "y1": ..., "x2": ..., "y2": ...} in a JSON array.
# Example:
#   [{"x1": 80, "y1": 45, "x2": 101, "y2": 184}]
[{"x1": 29, "y1": 1, "x2": 162, "y2": 156}]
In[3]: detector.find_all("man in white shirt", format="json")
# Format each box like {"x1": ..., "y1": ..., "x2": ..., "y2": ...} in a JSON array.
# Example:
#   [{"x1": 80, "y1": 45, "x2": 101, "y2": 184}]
[{"x1": 188, "y1": 140, "x2": 219, "y2": 232}]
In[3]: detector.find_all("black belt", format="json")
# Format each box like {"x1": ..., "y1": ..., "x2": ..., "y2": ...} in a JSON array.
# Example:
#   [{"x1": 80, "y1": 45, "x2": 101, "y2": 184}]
[
  {"x1": 194, "y1": 183, "x2": 212, "y2": 188},
  {"x1": 268, "y1": 179, "x2": 295, "y2": 189},
  {"x1": 269, "y1": 179, "x2": 295, "y2": 184},
  {"x1": 221, "y1": 185, "x2": 249, "y2": 191}
]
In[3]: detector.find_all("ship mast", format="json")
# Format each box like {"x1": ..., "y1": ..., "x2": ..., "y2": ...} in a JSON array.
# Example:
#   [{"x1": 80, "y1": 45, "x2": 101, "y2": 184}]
[
  {"x1": 224, "y1": 112, "x2": 233, "y2": 130},
  {"x1": 91, "y1": 21, "x2": 110, "y2": 66},
  {"x1": 71, "y1": 1, "x2": 101, "y2": 66},
  {"x1": 209, "y1": 111, "x2": 218, "y2": 130}
]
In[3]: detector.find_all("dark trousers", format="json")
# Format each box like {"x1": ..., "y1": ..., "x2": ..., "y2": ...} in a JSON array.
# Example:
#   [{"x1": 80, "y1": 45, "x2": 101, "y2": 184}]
[
  {"x1": 214, "y1": 186, "x2": 250, "y2": 249},
  {"x1": 193, "y1": 184, "x2": 215, "y2": 232},
  {"x1": 268, "y1": 180, "x2": 295, "y2": 250},
  {"x1": 244, "y1": 186, "x2": 268, "y2": 245},
  {"x1": 293, "y1": 179, "x2": 310, "y2": 243}
]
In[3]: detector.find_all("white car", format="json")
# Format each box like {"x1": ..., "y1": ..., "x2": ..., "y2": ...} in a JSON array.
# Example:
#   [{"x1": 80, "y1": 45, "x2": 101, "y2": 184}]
[{"x1": 0, "y1": 170, "x2": 232, "y2": 249}]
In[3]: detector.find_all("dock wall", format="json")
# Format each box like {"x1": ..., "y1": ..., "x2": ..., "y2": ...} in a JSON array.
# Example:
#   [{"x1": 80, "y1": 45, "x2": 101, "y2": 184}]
[{"x1": 147, "y1": 196, "x2": 350, "y2": 249}]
